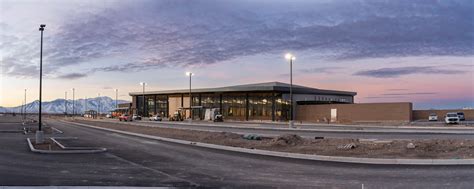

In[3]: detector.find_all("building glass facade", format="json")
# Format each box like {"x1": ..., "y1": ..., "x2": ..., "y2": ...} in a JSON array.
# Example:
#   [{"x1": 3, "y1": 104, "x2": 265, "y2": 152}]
[
  {"x1": 131, "y1": 82, "x2": 355, "y2": 121},
  {"x1": 156, "y1": 95, "x2": 168, "y2": 117}
]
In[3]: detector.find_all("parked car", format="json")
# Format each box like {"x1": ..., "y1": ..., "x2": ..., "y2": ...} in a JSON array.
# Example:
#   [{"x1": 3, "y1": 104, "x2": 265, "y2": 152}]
[
  {"x1": 428, "y1": 113, "x2": 438, "y2": 121},
  {"x1": 445, "y1": 112, "x2": 460, "y2": 124},
  {"x1": 457, "y1": 112, "x2": 465, "y2": 121},
  {"x1": 149, "y1": 115, "x2": 162, "y2": 121},
  {"x1": 119, "y1": 114, "x2": 132, "y2": 122},
  {"x1": 106, "y1": 114, "x2": 112, "y2": 118},
  {"x1": 132, "y1": 114, "x2": 142, "y2": 120}
]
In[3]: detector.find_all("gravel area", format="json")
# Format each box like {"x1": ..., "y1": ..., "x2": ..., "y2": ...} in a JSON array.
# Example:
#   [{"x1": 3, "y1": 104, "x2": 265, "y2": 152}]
[
  {"x1": 71, "y1": 119, "x2": 474, "y2": 159},
  {"x1": 31, "y1": 139, "x2": 63, "y2": 151}
]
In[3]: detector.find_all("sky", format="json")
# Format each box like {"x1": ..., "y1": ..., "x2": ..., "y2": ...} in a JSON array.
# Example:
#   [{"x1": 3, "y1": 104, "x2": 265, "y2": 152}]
[{"x1": 1, "y1": 0, "x2": 473, "y2": 109}]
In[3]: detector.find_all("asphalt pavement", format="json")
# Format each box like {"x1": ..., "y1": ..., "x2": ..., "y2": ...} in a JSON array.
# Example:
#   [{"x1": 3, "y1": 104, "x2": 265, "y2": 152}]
[{"x1": 1, "y1": 116, "x2": 474, "y2": 188}]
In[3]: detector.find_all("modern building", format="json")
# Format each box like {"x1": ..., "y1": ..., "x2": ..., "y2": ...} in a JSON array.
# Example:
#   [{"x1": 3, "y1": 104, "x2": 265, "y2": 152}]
[
  {"x1": 111, "y1": 102, "x2": 132, "y2": 117},
  {"x1": 129, "y1": 82, "x2": 356, "y2": 121}
]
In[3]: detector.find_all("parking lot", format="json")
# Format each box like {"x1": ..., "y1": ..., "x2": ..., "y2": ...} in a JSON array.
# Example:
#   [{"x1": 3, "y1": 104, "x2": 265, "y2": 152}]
[{"x1": 1, "y1": 115, "x2": 474, "y2": 188}]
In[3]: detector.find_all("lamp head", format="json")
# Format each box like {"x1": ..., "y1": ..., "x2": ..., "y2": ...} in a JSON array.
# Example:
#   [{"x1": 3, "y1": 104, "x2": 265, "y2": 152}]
[
  {"x1": 186, "y1": 72, "x2": 193, "y2": 76},
  {"x1": 39, "y1": 24, "x2": 46, "y2": 31},
  {"x1": 285, "y1": 53, "x2": 295, "y2": 60}
]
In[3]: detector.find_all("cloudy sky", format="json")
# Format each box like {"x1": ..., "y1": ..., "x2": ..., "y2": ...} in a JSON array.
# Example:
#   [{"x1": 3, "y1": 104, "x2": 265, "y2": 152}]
[{"x1": 1, "y1": 0, "x2": 473, "y2": 109}]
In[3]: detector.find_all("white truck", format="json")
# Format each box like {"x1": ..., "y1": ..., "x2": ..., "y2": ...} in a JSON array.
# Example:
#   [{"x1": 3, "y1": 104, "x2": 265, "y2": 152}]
[{"x1": 445, "y1": 112, "x2": 460, "y2": 124}]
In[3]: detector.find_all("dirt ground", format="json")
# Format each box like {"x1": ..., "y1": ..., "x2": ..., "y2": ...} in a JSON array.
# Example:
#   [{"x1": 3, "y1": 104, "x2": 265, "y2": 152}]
[
  {"x1": 70, "y1": 119, "x2": 474, "y2": 159},
  {"x1": 31, "y1": 139, "x2": 63, "y2": 151}
]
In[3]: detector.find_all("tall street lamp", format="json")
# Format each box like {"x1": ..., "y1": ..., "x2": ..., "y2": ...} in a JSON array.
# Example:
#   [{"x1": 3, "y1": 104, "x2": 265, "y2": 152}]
[
  {"x1": 72, "y1": 88, "x2": 75, "y2": 116},
  {"x1": 115, "y1": 89, "x2": 118, "y2": 109},
  {"x1": 23, "y1": 89, "x2": 27, "y2": 120},
  {"x1": 186, "y1": 72, "x2": 193, "y2": 121},
  {"x1": 65, "y1": 91, "x2": 68, "y2": 116},
  {"x1": 285, "y1": 53, "x2": 296, "y2": 128},
  {"x1": 97, "y1": 93, "x2": 101, "y2": 117},
  {"x1": 140, "y1": 82, "x2": 147, "y2": 117},
  {"x1": 85, "y1": 96, "x2": 88, "y2": 114},
  {"x1": 36, "y1": 24, "x2": 46, "y2": 144}
]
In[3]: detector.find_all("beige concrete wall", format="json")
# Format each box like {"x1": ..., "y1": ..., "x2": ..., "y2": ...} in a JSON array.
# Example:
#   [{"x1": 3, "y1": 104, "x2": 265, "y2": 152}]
[
  {"x1": 168, "y1": 96, "x2": 182, "y2": 117},
  {"x1": 182, "y1": 97, "x2": 190, "y2": 118},
  {"x1": 296, "y1": 102, "x2": 413, "y2": 123},
  {"x1": 413, "y1": 109, "x2": 474, "y2": 121},
  {"x1": 168, "y1": 96, "x2": 191, "y2": 118}
]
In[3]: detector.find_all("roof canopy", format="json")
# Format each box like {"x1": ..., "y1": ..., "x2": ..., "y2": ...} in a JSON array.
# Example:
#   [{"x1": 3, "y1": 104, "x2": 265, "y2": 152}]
[{"x1": 129, "y1": 81, "x2": 356, "y2": 96}]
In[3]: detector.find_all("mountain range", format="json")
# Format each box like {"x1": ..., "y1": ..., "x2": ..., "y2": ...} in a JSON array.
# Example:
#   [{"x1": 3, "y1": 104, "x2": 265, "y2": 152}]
[{"x1": 0, "y1": 96, "x2": 130, "y2": 114}]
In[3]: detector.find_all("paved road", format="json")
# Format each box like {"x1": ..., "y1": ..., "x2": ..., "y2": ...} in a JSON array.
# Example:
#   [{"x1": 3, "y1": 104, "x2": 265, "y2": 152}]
[
  {"x1": 89, "y1": 118, "x2": 474, "y2": 140},
  {"x1": 1, "y1": 118, "x2": 473, "y2": 188}
]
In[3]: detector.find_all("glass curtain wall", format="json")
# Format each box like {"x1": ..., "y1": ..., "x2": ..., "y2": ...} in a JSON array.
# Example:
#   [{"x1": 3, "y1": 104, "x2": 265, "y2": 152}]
[
  {"x1": 135, "y1": 92, "x2": 292, "y2": 121},
  {"x1": 274, "y1": 93, "x2": 291, "y2": 121},
  {"x1": 222, "y1": 93, "x2": 246, "y2": 120},
  {"x1": 156, "y1": 95, "x2": 168, "y2": 117},
  {"x1": 146, "y1": 95, "x2": 155, "y2": 117},
  {"x1": 248, "y1": 93, "x2": 273, "y2": 121},
  {"x1": 192, "y1": 95, "x2": 200, "y2": 120},
  {"x1": 137, "y1": 96, "x2": 145, "y2": 116},
  {"x1": 200, "y1": 93, "x2": 220, "y2": 120}
]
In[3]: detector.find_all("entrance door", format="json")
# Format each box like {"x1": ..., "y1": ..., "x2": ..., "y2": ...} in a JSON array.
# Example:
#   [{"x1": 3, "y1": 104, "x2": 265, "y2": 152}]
[{"x1": 330, "y1": 108, "x2": 337, "y2": 122}]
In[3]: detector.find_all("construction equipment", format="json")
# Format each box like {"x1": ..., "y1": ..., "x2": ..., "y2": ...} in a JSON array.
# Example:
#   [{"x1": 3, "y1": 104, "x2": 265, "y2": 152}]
[{"x1": 170, "y1": 110, "x2": 184, "y2": 121}]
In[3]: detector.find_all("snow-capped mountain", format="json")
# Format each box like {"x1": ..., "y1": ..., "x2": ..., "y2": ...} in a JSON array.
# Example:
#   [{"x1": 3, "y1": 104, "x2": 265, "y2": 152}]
[{"x1": 0, "y1": 96, "x2": 130, "y2": 114}]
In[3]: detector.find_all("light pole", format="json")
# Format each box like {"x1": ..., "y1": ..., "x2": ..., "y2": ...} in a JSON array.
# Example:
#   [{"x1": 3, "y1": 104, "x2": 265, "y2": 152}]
[
  {"x1": 21, "y1": 90, "x2": 24, "y2": 120},
  {"x1": 139, "y1": 82, "x2": 147, "y2": 117},
  {"x1": 285, "y1": 53, "x2": 296, "y2": 128},
  {"x1": 36, "y1": 24, "x2": 46, "y2": 144},
  {"x1": 64, "y1": 91, "x2": 68, "y2": 116},
  {"x1": 23, "y1": 89, "x2": 27, "y2": 120},
  {"x1": 97, "y1": 93, "x2": 100, "y2": 117},
  {"x1": 186, "y1": 72, "x2": 193, "y2": 121},
  {"x1": 115, "y1": 89, "x2": 118, "y2": 109},
  {"x1": 85, "y1": 96, "x2": 87, "y2": 115},
  {"x1": 72, "y1": 88, "x2": 75, "y2": 116}
]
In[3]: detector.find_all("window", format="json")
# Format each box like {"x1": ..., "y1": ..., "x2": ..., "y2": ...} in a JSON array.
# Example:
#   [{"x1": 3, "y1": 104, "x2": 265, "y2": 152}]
[
  {"x1": 221, "y1": 93, "x2": 246, "y2": 120},
  {"x1": 248, "y1": 93, "x2": 273, "y2": 120},
  {"x1": 156, "y1": 95, "x2": 168, "y2": 117}
]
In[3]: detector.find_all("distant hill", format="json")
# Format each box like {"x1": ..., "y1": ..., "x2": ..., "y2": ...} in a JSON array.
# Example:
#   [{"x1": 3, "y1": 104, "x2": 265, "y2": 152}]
[{"x1": 0, "y1": 96, "x2": 130, "y2": 114}]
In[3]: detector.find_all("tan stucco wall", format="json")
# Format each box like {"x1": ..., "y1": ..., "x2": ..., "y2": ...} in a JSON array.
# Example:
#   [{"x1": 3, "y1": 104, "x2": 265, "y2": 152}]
[
  {"x1": 168, "y1": 96, "x2": 191, "y2": 118},
  {"x1": 295, "y1": 102, "x2": 413, "y2": 123},
  {"x1": 413, "y1": 109, "x2": 474, "y2": 120}
]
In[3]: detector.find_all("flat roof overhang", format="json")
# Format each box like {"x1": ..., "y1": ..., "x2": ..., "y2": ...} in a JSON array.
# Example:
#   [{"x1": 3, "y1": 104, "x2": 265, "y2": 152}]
[{"x1": 129, "y1": 82, "x2": 356, "y2": 97}]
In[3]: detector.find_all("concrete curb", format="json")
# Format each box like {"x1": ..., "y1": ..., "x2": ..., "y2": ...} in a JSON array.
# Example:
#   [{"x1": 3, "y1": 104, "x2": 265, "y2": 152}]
[
  {"x1": 27, "y1": 138, "x2": 107, "y2": 154},
  {"x1": 91, "y1": 118, "x2": 474, "y2": 135},
  {"x1": 62, "y1": 120, "x2": 474, "y2": 165}
]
